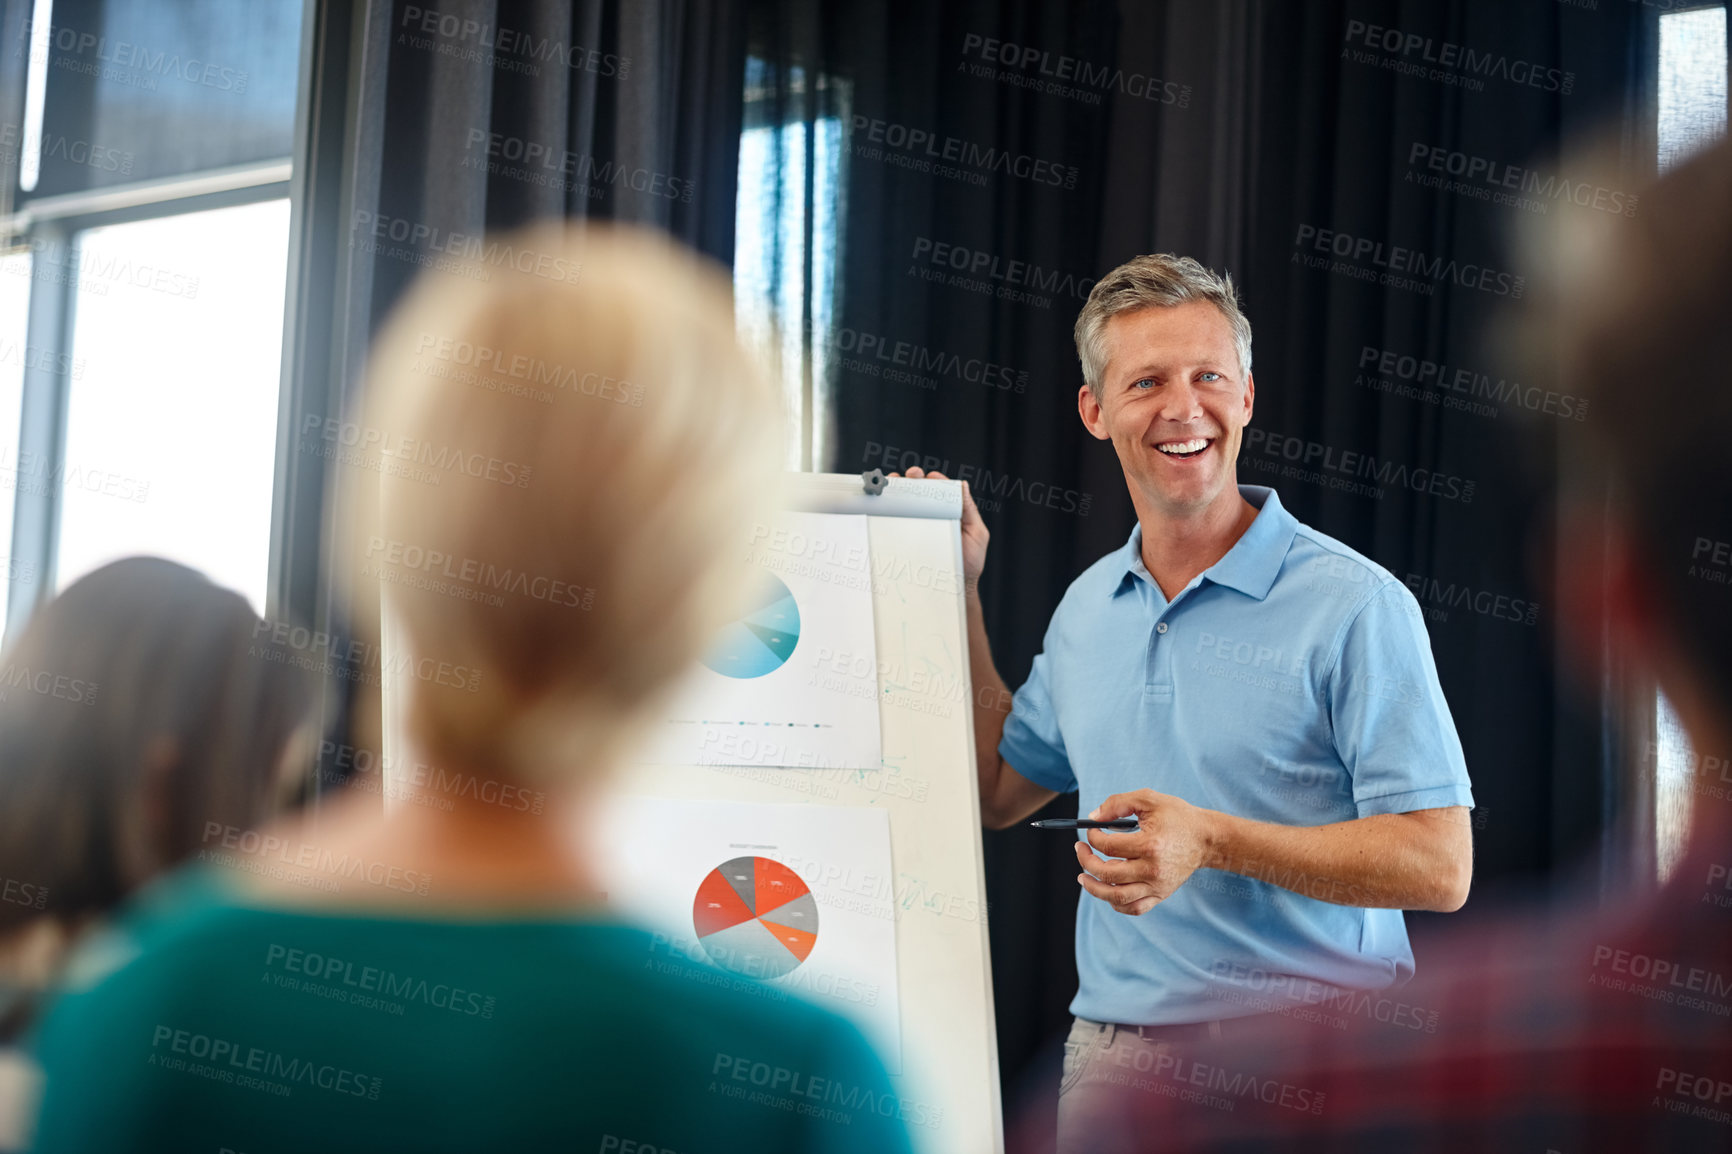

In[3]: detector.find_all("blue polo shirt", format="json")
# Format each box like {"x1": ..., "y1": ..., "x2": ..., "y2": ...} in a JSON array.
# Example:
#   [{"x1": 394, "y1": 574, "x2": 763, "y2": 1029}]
[{"x1": 999, "y1": 486, "x2": 1473, "y2": 1026}]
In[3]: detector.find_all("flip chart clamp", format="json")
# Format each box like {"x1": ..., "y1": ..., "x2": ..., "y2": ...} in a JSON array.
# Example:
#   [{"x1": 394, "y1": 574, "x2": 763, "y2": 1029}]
[{"x1": 861, "y1": 468, "x2": 888, "y2": 495}]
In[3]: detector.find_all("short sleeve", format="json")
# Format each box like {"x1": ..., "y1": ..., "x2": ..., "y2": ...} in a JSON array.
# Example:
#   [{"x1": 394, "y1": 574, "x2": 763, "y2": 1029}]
[
  {"x1": 1327, "y1": 581, "x2": 1474, "y2": 817},
  {"x1": 997, "y1": 648, "x2": 1077, "y2": 793}
]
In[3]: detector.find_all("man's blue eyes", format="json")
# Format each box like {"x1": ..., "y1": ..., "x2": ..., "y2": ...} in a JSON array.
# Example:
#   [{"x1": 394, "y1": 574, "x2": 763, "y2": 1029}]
[{"x1": 1132, "y1": 372, "x2": 1221, "y2": 389}]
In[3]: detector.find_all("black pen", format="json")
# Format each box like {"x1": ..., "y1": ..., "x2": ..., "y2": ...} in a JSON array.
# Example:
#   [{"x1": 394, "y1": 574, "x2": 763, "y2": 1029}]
[{"x1": 1028, "y1": 817, "x2": 1140, "y2": 831}]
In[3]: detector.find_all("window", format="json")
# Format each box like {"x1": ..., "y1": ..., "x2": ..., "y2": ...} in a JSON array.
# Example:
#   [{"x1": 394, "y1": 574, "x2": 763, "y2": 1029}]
[
  {"x1": 0, "y1": 253, "x2": 32, "y2": 634},
  {"x1": 733, "y1": 57, "x2": 850, "y2": 471},
  {"x1": 0, "y1": 0, "x2": 302, "y2": 633},
  {"x1": 1652, "y1": 3, "x2": 1727, "y2": 880},
  {"x1": 1658, "y1": 6, "x2": 1729, "y2": 172},
  {"x1": 53, "y1": 201, "x2": 292, "y2": 611},
  {"x1": 18, "y1": 0, "x2": 302, "y2": 197}
]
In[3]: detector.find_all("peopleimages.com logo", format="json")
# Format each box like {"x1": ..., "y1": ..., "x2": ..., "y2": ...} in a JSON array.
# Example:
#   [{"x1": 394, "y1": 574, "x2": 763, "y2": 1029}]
[
  {"x1": 0, "y1": 121, "x2": 132, "y2": 177},
  {"x1": 835, "y1": 327, "x2": 1028, "y2": 393},
  {"x1": 959, "y1": 33, "x2": 1191, "y2": 107},
  {"x1": 861, "y1": 442, "x2": 1092, "y2": 516},
  {"x1": 1294, "y1": 224, "x2": 1524, "y2": 298},
  {"x1": 462, "y1": 129, "x2": 694, "y2": 203},
  {"x1": 907, "y1": 235, "x2": 1097, "y2": 310},
  {"x1": 1405, "y1": 142, "x2": 1637, "y2": 218},
  {"x1": 845, "y1": 113, "x2": 1078, "y2": 190},
  {"x1": 397, "y1": 5, "x2": 627, "y2": 77},
  {"x1": 17, "y1": 17, "x2": 250, "y2": 91},
  {"x1": 1242, "y1": 429, "x2": 1475, "y2": 504},
  {"x1": 1341, "y1": 19, "x2": 1574, "y2": 95},
  {"x1": 1355, "y1": 345, "x2": 1587, "y2": 422}
]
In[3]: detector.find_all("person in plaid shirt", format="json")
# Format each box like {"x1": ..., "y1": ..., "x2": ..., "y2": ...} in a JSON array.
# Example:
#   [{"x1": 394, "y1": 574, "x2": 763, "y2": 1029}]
[{"x1": 1016, "y1": 137, "x2": 1732, "y2": 1154}]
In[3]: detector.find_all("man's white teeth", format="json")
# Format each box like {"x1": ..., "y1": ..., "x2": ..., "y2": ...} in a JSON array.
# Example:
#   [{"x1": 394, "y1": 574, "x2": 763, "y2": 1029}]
[{"x1": 1157, "y1": 438, "x2": 1209, "y2": 455}]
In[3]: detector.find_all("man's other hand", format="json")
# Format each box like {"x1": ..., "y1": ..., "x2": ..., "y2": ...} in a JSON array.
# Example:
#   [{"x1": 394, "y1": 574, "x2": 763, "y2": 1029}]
[{"x1": 1074, "y1": 790, "x2": 1220, "y2": 915}]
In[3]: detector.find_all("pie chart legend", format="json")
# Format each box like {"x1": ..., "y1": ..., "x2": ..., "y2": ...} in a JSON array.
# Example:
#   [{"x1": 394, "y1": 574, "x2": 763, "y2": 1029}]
[{"x1": 693, "y1": 855, "x2": 819, "y2": 978}]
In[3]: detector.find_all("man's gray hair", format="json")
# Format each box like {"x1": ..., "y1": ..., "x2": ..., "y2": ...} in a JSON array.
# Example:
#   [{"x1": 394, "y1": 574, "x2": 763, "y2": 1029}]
[{"x1": 1074, "y1": 254, "x2": 1253, "y2": 395}]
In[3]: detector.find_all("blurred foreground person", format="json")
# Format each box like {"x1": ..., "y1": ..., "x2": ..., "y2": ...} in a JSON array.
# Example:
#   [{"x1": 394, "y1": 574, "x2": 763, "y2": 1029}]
[
  {"x1": 1023, "y1": 139, "x2": 1732, "y2": 1152},
  {"x1": 0, "y1": 558, "x2": 317, "y2": 1148},
  {"x1": 29, "y1": 225, "x2": 911, "y2": 1153}
]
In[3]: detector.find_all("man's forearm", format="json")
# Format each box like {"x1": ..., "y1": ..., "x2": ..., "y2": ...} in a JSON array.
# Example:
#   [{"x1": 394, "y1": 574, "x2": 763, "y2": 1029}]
[
  {"x1": 1202, "y1": 808, "x2": 1472, "y2": 912},
  {"x1": 964, "y1": 587, "x2": 1015, "y2": 800}
]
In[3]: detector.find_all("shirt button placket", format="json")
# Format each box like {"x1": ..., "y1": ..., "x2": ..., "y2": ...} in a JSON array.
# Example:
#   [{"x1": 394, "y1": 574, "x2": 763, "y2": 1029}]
[
  {"x1": 1146, "y1": 618, "x2": 1173, "y2": 701},
  {"x1": 1144, "y1": 614, "x2": 1158, "y2": 695}
]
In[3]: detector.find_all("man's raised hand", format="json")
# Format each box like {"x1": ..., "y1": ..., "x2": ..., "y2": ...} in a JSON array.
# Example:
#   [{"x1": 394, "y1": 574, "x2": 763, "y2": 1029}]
[{"x1": 893, "y1": 467, "x2": 989, "y2": 595}]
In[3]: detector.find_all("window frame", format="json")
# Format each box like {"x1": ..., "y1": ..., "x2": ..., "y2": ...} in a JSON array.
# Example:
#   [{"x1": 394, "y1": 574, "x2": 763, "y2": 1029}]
[
  {"x1": 1646, "y1": 0, "x2": 1728, "y2": 883},
  {"x1": 0, "y1": 160, "x2": 292, "y2": 642},
  {"x1": 733, "y1": 57, "x2": 851, "y2": 473}
]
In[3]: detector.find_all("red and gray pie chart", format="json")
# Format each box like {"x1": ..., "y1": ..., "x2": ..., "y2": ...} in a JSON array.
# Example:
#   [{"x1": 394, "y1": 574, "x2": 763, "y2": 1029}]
[{"x1": 692, "y1": 855, "x2": 819, "y2": 978}]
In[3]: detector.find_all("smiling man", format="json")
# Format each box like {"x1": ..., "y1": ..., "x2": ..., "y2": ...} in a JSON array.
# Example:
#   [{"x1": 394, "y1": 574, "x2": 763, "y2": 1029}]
[{"x1": 906, "y1": 253, "x2": 1474, "y2": 1151}]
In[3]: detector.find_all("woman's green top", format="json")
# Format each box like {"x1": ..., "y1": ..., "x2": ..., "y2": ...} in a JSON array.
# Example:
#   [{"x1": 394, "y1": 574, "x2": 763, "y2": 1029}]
[{"x1": 28, "y1": 867, "x2": 914, "y2": 1153}]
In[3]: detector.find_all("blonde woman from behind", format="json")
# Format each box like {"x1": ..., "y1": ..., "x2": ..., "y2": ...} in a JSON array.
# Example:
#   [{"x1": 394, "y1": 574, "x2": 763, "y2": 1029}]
[{"x1": 29, "y1": 224, "x2": 912, "y2": 1154}]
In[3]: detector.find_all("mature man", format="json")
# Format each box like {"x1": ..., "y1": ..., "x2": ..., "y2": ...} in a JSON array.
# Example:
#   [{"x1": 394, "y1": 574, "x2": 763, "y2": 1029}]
[
  {"x1": 1112, "y1": 137, "x2": 1732, "y2": 1153},
  {"x1": 906, "y1": 253, "x2": 1474, "y2": 1149}
]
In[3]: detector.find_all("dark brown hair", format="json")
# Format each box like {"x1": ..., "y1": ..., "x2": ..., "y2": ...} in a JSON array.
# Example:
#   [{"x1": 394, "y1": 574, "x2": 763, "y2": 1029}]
[{"x1": 0, "y1": 557, "x2": 317, "y2": 935}]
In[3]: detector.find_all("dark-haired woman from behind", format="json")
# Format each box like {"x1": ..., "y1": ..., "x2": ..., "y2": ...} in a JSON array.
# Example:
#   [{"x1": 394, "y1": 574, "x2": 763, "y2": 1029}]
[{"x1": 0, "y1": 557, "x2": 318, "y2": 1148}]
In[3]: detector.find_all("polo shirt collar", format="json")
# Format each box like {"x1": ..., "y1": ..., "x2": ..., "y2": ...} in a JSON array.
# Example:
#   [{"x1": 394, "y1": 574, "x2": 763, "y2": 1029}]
[{"x1": 1112, "y1": 486, "x2": 1299, "y2": 603}]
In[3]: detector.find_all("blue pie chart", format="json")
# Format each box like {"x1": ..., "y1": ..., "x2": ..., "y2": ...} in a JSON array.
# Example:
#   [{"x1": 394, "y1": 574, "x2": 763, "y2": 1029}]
[{"x1": 701, "y1": 575, "x2": 801, "y2": 678}]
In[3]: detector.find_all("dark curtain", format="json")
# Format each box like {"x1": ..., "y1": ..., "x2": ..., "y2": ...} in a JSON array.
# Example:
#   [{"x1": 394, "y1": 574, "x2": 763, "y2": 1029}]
[
  {"x1": 361, "y1": 0, "x2": 747, "y2": 334},
  {"x1": 747, "y1": 0, "x2": 1657, "y2": 1099},
  {"x1": 279, "y1": 0, "x2": 747, "y2": 776}
]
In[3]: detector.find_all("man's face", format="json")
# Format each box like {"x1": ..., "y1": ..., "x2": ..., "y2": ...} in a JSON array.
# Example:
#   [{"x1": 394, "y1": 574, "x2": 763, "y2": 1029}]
[{"x1": 1078, "y1": 300, "x2": 1254, "y2": 518}]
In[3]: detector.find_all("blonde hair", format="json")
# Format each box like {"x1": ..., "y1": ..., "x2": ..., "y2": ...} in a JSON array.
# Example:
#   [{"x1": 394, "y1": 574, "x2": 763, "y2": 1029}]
[
  {"x1": 341, "y1": 223, "x2": 784, "y2": 787},
  {"x1": 1074, "y1": 254, "x2": 1252, "y2": 395}
]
